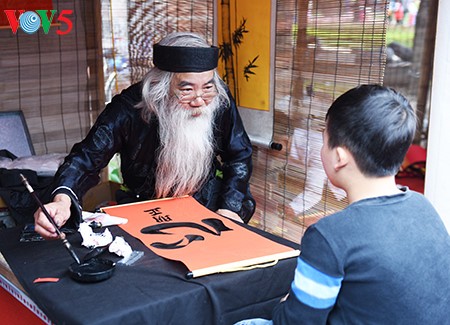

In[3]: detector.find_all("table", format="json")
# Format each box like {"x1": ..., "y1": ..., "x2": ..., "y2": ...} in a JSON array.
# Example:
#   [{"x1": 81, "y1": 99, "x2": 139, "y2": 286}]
[{"x1": 0, "y1": 223, "x2": 298, "y2": 325}]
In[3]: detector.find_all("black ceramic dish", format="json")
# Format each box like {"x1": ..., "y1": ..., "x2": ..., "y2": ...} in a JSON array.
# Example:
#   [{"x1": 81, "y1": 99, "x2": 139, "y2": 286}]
[{"x1": 68, "y1": 258, "x2": 115, "y2": 283}]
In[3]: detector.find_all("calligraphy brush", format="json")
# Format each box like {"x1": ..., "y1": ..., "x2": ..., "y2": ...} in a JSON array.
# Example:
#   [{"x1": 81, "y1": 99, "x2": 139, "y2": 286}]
[{"x1": 20, "y1": 174, "x2": 81, "y2": 264}]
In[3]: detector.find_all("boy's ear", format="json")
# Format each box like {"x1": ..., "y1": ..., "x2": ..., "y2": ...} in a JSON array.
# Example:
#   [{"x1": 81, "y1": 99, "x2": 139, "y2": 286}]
[{"x1": 334, "y1": 146, "x2": 350, "y2": 171}]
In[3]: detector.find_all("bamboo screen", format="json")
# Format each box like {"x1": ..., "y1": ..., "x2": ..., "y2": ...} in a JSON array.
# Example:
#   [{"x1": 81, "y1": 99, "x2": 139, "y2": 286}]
[
  {"x1": 0, "y1": 0, "x2": 389, "y2": 241},
  {"x1": 127, "y1": 0, "x2": 215, "y2": 84},
  {"x1": 0, "y1": 0, "x2": 102, "y2": 155},
  {"x1": 106, "y1": 0, "x2": 389, "y2": 242},
  {"x1": 250, "y1": 0, "x2": 389, "y2": 241},
  {"x1": 102, "y1": 0, "x2": 215, "y2": 100}
]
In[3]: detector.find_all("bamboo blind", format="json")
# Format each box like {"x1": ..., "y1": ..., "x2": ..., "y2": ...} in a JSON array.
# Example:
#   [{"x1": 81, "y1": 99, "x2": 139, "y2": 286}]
[
  {"x1": 102, "y1": 0, "x2": 215, "y2": 100},
  {"x1": 0, "y1": 0, "x2": 389, "y2": 242},
  {"x1": 101, "y1": 0, "x2": 389, "y2": 242},
  {"x1": 0, "y1": 0, "x2": 102, "y2": 155},
  {"x1": 120, "y1": 0, "x2": 387, "y2": 241},
  {"x1": 127, "y1": 0, "x2": 215, "y2": 83},
  {"x1": 250, "y1": 0, "x2": 389, "y2": 241}
]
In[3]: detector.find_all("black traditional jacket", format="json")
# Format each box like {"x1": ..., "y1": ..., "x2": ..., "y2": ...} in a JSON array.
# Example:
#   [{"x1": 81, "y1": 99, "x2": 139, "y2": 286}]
[{"x1": 52, "y1": 82, "x2": 255, "y2": 223}]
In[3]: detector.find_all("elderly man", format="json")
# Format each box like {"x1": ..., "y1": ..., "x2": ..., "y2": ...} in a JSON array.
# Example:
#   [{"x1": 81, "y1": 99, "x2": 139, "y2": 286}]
[{"x1": 34, "y1": 32, "x2": 255, "y2": 239}]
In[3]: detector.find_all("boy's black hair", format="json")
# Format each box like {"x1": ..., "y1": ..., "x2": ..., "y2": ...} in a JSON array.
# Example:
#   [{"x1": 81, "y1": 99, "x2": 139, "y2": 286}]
[{"x1": 325, "y1": 84, "x2": 416, "y2": 177}]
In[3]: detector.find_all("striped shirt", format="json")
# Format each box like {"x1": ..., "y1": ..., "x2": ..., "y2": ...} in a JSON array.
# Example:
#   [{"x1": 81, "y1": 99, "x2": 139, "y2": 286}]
[{"x1": 272, "y1": 189, "x2": 450, "y2": 324}]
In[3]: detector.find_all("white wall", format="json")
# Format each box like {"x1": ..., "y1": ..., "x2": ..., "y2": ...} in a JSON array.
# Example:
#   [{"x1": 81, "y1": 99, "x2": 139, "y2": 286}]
[{"x1": 425, "y1": 0, "x2": 450, "y2": 233}]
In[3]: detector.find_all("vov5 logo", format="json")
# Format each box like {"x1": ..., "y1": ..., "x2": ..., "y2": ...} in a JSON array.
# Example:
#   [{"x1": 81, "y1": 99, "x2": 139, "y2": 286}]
[{"x1": 4, "y1": 9, "x2": 73, "y2": 35}]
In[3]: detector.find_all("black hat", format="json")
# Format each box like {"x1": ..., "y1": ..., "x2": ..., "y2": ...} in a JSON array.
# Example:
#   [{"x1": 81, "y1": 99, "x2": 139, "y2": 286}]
[{"x1": 153, "y1": 44, "x2": 219, "y2": 72}]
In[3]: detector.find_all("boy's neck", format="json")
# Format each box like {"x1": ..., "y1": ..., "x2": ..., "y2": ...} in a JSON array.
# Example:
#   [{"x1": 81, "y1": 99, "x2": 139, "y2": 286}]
[{"x1": 344, "y1": 175, "x2": 403, "y2": 204}]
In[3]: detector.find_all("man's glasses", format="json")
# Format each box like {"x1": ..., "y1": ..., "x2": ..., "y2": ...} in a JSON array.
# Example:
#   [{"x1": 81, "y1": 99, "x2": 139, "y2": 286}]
[{"x1": 174, "y1": 85, "x2": 217, "y2": 104}]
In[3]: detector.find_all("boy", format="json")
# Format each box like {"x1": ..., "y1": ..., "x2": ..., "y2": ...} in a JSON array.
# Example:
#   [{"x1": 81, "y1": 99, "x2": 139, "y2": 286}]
[{"x1": 236, "y1": 85, "x2": 450, "y2": 324}]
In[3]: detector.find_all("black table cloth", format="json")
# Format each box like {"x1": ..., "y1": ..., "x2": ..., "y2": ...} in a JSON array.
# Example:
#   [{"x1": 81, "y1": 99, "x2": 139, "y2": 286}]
[{"x1": 0, "y1": 222, "x2": 298, "y2": 325}]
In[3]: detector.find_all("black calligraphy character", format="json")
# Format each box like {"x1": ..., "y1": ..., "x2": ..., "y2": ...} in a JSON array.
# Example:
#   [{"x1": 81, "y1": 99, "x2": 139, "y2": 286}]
[
  {"x1": 144, "y1": 207, "x2": 172, "y2": 223},
  {"x1": 150, "y1": 235, "x2": 205, "y2": 249},
  {"x1": 152, "y1": 215, "x2": 172, "y2": 223},
  {"x1": 141, "y1": 218, "x2": 233, "y2": 249},
  {"x1": 145, "y1": 207, "x2": 162, "y2": 216}
]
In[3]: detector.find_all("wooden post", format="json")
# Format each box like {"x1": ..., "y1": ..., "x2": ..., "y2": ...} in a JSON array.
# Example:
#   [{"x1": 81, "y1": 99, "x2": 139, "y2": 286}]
[
  {"x1": 414, "y1": 0, "x2": 438, "y2": 144},
  {"x1": 220, "y1": 0, "x2": 237, "y2": 98},
  {"x1": 292, "y1": 0, "x2": 309, "y2": 104}
]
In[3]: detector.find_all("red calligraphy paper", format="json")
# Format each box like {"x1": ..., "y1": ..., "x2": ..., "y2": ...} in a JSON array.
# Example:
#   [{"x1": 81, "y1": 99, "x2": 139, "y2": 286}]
[{"x1": 102, "y1": 196, "x2": 299, "y2": 278}]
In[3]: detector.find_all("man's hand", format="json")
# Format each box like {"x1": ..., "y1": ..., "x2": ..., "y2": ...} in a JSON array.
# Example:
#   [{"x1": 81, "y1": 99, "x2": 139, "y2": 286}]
[
  {"x1": 216, "y1": 209, "x2": 243, "y2": 223},
  {"x1": 34, "y1": 194, "x2": 72, "y2": 240}
]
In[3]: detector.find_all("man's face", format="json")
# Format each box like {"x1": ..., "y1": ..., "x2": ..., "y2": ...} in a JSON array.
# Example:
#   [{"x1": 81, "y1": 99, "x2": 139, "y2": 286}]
[{"x1": 171, "y1": 70, "x2": 216, "y2": 118}]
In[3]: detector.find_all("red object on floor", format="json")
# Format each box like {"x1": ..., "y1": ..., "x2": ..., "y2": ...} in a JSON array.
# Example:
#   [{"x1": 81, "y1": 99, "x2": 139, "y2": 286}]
[
  {"x1": 395, "y1": 176, "x2": 424, "y2": 193},
  {"x1": 401, "y1": 144, "x2": 426, "y2": 172},
  {"x1": 0, "y1": 287, "x2": 45, "y2": 325},
  {"x1": 396, "y1": 144, "x2": 426, "y2": 194}
]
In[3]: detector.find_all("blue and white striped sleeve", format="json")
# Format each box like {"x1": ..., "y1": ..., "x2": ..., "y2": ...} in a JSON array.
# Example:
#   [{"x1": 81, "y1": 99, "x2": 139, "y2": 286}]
[
  {"x1": 291, "y1": 257, "x2": 343, "y2": 309},
  {"x1": 272, "y1": 225, "x2": 343, "y2": 324}
]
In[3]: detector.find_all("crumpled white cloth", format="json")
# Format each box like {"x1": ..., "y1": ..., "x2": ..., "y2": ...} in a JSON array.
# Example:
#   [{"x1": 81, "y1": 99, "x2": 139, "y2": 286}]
[
  {"x1": 108, "y1": 236, "x2": 132, "y2": 258},
  {"x1": 0, "y1": 153, "x2": 66, "y2": 176},
  {"x1": 78, "y1": 222, "x2": 113, "y2": 248},
  {"x1": 82, "y1": 211, "x2": 128, "y2": 227},
  {"x1": 78, "y1": 223, "x2": 133, "y2": 259}
]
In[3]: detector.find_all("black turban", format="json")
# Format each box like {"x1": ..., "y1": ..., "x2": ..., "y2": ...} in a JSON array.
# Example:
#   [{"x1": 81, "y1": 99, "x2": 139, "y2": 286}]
[{"x1": 153, "y1": 44, "x2": 219, "y2": 72}]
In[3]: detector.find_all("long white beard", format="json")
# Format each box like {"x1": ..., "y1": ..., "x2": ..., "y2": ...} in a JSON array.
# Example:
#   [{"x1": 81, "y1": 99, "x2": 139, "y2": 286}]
[{"x1": 154, "y1": 97, "x2": 219, "y2": 198}]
